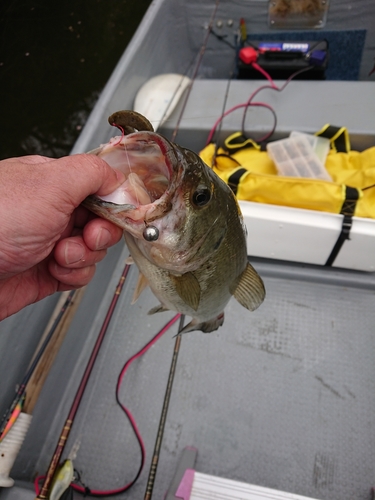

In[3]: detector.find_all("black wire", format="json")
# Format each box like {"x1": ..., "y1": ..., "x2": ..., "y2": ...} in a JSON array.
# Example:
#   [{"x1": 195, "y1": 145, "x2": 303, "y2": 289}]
[
  {"x1": 210, "y1": 29, "x2": 236, "y2": 50},
  {"x1": 241, "y1": 102, "x2": 278, "y2": 144},
  {"x1": 241, "y1": 65, "x2": 314, "y2": 139}
]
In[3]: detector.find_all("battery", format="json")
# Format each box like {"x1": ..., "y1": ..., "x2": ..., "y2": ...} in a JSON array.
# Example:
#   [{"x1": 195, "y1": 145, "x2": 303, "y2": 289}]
[{"x1": 237, "y1": 40, "x2": 328, "y2": 80}]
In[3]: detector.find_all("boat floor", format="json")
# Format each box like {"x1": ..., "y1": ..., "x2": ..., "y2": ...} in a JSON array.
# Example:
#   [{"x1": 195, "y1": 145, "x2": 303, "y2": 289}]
[
  {"x1": 2, "y1": 241, "x2": 375, "y2": 500},
  {"x1": 2, "y1": 0, "x2": 375, "y2": 494}
]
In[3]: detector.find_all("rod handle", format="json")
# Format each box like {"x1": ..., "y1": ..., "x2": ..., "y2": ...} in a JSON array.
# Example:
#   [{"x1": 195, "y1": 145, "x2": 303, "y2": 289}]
[{"x1": 0, "y1": 412, "x2": 32, "y2": 487}]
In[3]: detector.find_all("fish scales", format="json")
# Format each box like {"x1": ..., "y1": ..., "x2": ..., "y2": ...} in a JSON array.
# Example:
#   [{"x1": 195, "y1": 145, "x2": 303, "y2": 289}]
[{"x1": 83, "y1": 110, "x2": 265, "y2": 333}]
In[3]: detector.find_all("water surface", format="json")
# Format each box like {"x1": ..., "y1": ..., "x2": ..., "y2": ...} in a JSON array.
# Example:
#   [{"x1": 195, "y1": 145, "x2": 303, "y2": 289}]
[{"x1": 0, "y1": 0, "x2": 151, "y2": 159}]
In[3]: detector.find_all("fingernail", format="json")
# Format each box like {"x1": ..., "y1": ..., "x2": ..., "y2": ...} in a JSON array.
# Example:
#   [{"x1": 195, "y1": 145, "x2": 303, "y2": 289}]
[
  {"x1": 96, "y1": 228, "x2": 111, "y2": 250},
  {"x1": 65, "y1": 241, "x2": 85, "y2": 264}
]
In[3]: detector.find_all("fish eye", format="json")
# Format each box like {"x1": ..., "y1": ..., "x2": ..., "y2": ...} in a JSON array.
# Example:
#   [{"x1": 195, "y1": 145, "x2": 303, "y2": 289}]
[{"x1": 192, "y1": 186, "x2": 211, "y2": 207}]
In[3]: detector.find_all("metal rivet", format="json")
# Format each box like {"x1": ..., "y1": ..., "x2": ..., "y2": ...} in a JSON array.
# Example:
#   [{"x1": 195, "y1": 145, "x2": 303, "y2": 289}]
[
  {"x1": 216, "y1": 20, "x2": 223, "y2": 28},
  {"x1": 227, "y1": 19, "x2": 233, "y2": 27},
  {"x1": 143, "y1": 226, "x2": 159, "y2": 241}
]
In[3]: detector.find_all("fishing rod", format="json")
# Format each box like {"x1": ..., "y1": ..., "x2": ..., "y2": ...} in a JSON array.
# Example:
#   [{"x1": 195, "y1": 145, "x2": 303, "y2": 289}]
[
  {"x1": 142, "y1": 5, "x2": 223, "y2": 499},
  {"x1": 170, "y1": 0, "x2": 220, "y2": 143},
  {"x1": 0, "y1": 290, "x2": 76, "y2": 442},
  {"x1": 0, "y1": 288, "x2": 86, "y2": 489},
  {"x1": 35, "y1": 263, "x2": 131, "y2": 500},
  {"x1": 142, "y1": 4, "x2": 223, "y2": 499},
  {"x1": 144, "y1": 315, "x2": 184, "y2": 500},
  {"x1": 32, "y1": 4, "x2": 221, "y2": 495}
]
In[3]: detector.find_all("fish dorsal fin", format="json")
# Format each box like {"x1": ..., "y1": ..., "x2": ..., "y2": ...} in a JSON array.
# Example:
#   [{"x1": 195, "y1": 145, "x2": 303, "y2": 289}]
[
  {"x1": 131, "y1": 271, "x2": 149, "y2": 304},
  {"x1": 170, "y1": 272, "x2": 201, "y2": 311},
  {"x1": 229, "y1": 262, "x2": 265, "y2": 311}
]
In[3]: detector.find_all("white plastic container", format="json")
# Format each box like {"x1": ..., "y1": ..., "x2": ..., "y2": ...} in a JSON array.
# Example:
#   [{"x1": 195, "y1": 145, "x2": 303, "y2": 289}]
[
  {"x1": 0, "y1": 413, "x2": 32, "y2": 487},
  {"x1": 267, "y1": 135, "x2": 332, "y2": 181},
  {"x1": 239, "y1": 201, "x2": 375, "y2": 272},
  {"x1": 290, "y1": 131, "x2": 330, "y2": 165}
]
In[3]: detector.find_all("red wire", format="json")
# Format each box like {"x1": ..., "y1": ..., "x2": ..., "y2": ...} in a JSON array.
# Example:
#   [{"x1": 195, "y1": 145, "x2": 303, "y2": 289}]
[
  {"x1": 34, "y1": 475, "x2": 44, "y2": 495},
  {"x1": 250, "y1": 62, "x2": 278, "y2": 88},
  {"x1": 205, "y1": 63, "x2": 313, "y2": 145},
  {"x1": 241, "y1": 65, "x2": 313, "y2": 134},
  {"x1": 205, "y1": 100, "x2": 277, "y2": 145},
  {"x1": 70, "y1": 313, "x2": 181, "y2": 497}
]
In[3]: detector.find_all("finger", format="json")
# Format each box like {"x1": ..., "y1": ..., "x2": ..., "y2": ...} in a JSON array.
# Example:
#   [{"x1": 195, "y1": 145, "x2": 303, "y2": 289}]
[
  {"x1": 4, "y1": 155, "x2": 53, "y2": 165},
  {"x1": 51, "y1": 154, "x2": 126, "y2": 203},
  {"x1": 54, "y1": 235, "x2": 107, "y2": 268},
  {"x1": 83, "y1": 218, "x2": 123, "y2": 251},
  {"x1": 56, "y1": 206, "x2": 92, "y2": 242},
  {"x1": 73, "y1": 205, "x2": 96, "y2": 229},
  {"x1": 48, "y1": 259, "x2": 96, "y2": 287}
]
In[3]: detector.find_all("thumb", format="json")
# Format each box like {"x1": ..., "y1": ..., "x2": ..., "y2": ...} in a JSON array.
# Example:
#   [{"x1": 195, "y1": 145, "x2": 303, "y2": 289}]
[{"x1": 51, "y1": 153, "x2": 126, "y2": 203}]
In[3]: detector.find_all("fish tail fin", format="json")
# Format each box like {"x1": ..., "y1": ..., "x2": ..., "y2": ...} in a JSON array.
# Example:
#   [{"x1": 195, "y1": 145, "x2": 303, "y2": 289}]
[{"x1": 179, "y1": 313, "x2": 224, "y2": 334}]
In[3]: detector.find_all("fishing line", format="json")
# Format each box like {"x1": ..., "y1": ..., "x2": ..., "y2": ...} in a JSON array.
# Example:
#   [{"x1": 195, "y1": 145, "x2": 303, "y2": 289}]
[
  {"x1": 0, "y1": 290, "x2": 76, "y2": 442},
  {"x1": 36, "y1": 3, "x2": 219, "y2": 497},
  {"x1": 124, "y1": 145, "x2": 141, "y2": 208},
  {"x1": 142, "y1": 4, "x2": 223, "y2": 498},
  {"x1": 171, "y1": 0, "x2": 221, "y2": 142},
  {"x1": 158, "y1": 71, "x2": 194, "y2": 132}
]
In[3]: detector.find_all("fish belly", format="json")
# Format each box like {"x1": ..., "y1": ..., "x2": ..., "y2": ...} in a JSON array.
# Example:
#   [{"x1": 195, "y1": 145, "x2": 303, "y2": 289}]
[{"x1": 123, "y1": 233, "x2": 230, "y2": 322}]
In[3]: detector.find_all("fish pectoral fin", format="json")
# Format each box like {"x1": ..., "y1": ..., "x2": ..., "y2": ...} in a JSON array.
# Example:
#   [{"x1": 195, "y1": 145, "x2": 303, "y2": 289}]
[
  {"x1": 148, "y1": 304, "x2": 170, "y2": 315},
  {"x1": 230, "y1": 262, "x2": 265, "y2": 311},
  {"x1": 170, "y1": 272, "x2": 201, "y2": 311},
  {"x1": 131, "y1": 271, "x2": 149, "y2": 304},
  {"x1": 179, "y1": 313, "x2": 224, "y2": 334}
]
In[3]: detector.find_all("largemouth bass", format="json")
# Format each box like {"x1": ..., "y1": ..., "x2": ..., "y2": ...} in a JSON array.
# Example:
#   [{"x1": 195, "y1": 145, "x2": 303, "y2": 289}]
[{"x1": 84, "y1": 111, "x2": 265, "y2": 333}]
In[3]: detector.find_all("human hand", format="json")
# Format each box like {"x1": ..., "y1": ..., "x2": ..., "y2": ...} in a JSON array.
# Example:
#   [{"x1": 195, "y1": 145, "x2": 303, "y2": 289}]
[{"x1": 0, "y1": 154, "x2": 126, "y2": 320}]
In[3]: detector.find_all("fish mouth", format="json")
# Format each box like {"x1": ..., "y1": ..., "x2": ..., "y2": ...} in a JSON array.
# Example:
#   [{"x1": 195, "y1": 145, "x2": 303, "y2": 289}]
[{"x1": 84, "y1": 131, "x2": 181, "y2": 232}]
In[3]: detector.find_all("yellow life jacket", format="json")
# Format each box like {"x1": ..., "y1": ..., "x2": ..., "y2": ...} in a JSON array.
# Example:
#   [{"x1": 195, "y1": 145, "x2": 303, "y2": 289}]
[{"x1": 199, "y1": 125, "x2": 375, "y2": 220}]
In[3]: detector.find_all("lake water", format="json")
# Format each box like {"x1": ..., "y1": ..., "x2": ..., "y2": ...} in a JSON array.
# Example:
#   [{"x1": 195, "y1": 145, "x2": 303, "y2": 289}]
[{"x1": 0, "y1": 0, "x2": 151, "y2": 160}]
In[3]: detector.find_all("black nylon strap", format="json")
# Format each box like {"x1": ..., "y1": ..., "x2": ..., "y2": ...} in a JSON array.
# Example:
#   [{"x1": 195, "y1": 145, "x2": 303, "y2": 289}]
[
  {"x1": 325, "y1": 186, "x2": 359, "y2": 266},
  {"x1": 317, "y1": 125, "x2": 348, "y2": 153},
  {"x1": 227, "y1": 168, "x2": 248, "y2": 195}
]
